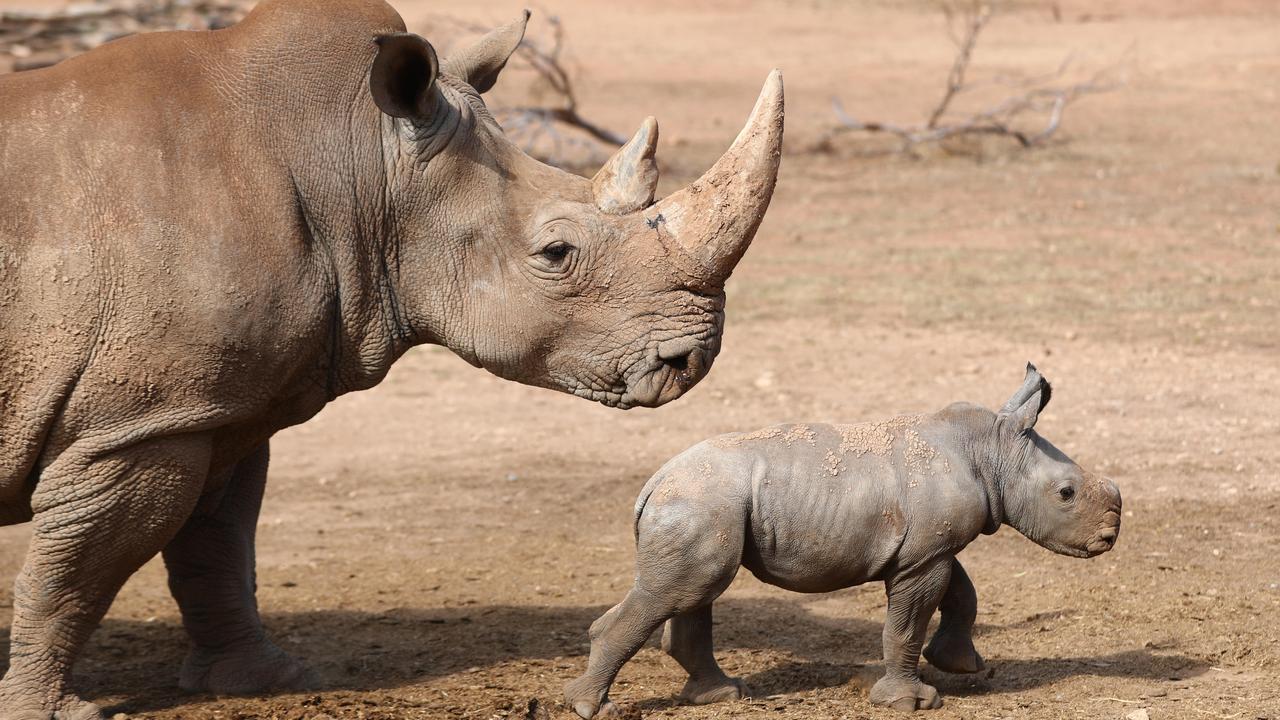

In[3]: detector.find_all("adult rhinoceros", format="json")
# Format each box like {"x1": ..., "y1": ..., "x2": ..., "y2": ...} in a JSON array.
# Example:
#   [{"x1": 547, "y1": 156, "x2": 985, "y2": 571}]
[{"x1": 0, "y1": 0, "x2": 783, "y2": 714}]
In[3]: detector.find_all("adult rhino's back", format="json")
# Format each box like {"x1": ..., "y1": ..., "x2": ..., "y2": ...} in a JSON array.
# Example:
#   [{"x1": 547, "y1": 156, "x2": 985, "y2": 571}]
[{"x1": 0, "y1": 2, "x2": 376, "y2": 506}]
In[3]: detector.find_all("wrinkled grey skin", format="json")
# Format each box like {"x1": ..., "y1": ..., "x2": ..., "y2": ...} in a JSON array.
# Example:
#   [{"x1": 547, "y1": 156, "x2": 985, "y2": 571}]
[
  {"x1": 0, "y1": 0, "x2": 784, "y2": 716},
  {"x1": 566, "y1": 365, "x2": 1122, "y2": 716}
]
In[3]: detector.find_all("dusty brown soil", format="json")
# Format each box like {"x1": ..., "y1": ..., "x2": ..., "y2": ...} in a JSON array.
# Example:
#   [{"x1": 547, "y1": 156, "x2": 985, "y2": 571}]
[{"x1": 1, "y1": 0, "x2": 1278, "y2": 718}]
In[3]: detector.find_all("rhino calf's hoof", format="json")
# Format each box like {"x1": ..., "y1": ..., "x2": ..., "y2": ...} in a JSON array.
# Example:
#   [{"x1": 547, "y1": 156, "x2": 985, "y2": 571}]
[
  {"x1": 570, "y1": 697, "x2": 623, "y2": 720},
  {"x1": 869, "y1": 676, "x2": 943, "y2": 711},
  {"x1": 678, "y1": 676, "x2": 749, "y2": 705},
  {"x1": 564, "y1": 675, "x2": 624, "y2": 719},
  {"x1": 923, "y1": 632, "x2": 986, "y2": 674},
  {"x1": 179, "y1": 639, "x2": 319, "y2": 695}
]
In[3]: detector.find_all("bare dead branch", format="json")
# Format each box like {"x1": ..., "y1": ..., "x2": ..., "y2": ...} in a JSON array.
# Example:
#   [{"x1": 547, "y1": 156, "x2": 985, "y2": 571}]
[
  {"x1": 1, "y1": 3, "x2": 623, "y2": 168},
  {"x1": 825, "y1": 0, "x2": 1123, "y2": 154},
  {"x1": 435, "y1": 12, "x2": 625, "y2": 167},
  {"x1": 0, "y1": 0, "x2": 250, "y2": 72},
  {"x1": 500, "y1": 15, "x2": 628, "y2": 148},
  {"x1": 928, "y1": 0, "x2": 990, "y2": 129}
]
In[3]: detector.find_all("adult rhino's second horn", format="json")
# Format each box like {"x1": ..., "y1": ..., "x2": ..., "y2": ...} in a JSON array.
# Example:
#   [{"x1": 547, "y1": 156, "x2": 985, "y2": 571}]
[{"x1": 653, "y1": 69, "x2": 784, "y2": 290}]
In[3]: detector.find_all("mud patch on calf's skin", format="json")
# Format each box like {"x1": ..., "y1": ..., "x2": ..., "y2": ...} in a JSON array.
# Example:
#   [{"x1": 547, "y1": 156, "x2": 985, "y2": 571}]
[
  {"x1": 710, "y1": 424, "x2": 816, "y2": 449},
  {"x1": 882, "y1": 506, "x2": 905, "y2": 532},
  {"x1": 835, "y1": 415, "x2": 922, "y2": 459},
  {"x1": 782, "y1": 424, "x2": 817, "y2": 446},
  {"x1": 826, "y1": 415, "x2": 922, "y2": 476},
  {"x1": 902, "y1": 428, "x2": 950, "y2": 485},
  {"x1": 823, "y1": 449, "x2": 840, "y2": 476}
]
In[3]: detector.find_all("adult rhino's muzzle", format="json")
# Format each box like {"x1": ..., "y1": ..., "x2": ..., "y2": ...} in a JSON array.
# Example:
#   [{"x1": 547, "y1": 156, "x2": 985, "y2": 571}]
[{"x1": 623, "y1": 323, "x2": 723, "y2": 408}]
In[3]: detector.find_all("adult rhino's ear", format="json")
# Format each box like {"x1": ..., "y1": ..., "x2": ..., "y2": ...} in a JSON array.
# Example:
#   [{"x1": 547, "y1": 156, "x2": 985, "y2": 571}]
[
  {"x1": 441, "y1": 10, "x2": 529, "y2": 93},
  {"x1": 998, "y1": 362, "x2": 1052, "y2": 434},
  {"x1": 370, "y1": 33, "x2": 440, "y2": 119}
]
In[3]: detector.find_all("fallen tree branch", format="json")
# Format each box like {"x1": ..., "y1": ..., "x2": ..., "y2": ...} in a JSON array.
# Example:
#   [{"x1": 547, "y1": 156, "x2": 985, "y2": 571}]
[
  {"x1": 426, "y1": 12, "x2": 625, "y2": 168},
  {"x1": 824, "y1": 0, "x2": 1123, "y2": 154},
  {"x1": 0, "y1": 0, "x2": 249, "y2": 72}
]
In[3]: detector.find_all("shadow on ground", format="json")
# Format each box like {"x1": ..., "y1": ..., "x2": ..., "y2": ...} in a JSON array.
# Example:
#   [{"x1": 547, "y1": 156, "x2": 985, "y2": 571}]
[{"x1": 0, "y1": 597, "x2": 1206, "y2": 715}]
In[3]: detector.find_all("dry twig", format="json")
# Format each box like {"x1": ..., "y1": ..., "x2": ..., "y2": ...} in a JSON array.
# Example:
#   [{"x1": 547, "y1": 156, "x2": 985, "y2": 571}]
[
  {"x1": 825, "y1": 0, "x2": 1122, "y2": 154},
  {"x1": 1, "y1": 3, "x2": 625, "y2": 169},
  {"x1": 0, "y1": 0, "x2": 249, "y2": 72},
  {"x1": 424, "y1": 12, "x2": 626, "y2": 168},
  {"x1": 483, "y1": 14, "x2": 625, "y2": 167}
]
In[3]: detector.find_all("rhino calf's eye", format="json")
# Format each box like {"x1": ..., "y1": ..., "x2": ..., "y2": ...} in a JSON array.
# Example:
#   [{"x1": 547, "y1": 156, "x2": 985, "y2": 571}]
[{"x1": 1059, "y1": 487, "x2": 1075, "y2": 501}]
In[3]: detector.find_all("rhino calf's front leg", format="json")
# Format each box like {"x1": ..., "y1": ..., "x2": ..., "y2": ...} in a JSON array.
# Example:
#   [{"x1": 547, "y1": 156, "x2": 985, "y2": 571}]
[{"x1": 870, "y1": 559, "x2": 951, "y2": 711}]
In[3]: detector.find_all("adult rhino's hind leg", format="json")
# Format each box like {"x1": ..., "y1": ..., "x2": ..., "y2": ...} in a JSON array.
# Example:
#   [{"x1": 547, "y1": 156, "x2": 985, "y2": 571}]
[
  {"x1": 922, "y1": 558, "x2": 985, "y2": 674},
  {"x1": 662, "y1": 604, "x2": 748, "y2": 705},
  {"x1": 163, "y1": 442, "x2": 318, "y2": 695},
  {"x1": 0, "y1": 435, "x2": 210, "y2": 720},
  {"x1": 869, "y1": 558, "x2": 951, "y2": 712}
]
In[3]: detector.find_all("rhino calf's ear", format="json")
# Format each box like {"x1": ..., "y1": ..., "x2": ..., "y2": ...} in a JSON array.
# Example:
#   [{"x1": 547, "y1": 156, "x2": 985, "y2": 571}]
[
  {"x1": 441, "y1": 10, "x2": 529, "y2": 93},
  {"x1": 999, "y1": 362, "x2": 1053, "y2": 434},
  {"x1": 370, "y1": 33, "x2": 440, "y2": 119}
]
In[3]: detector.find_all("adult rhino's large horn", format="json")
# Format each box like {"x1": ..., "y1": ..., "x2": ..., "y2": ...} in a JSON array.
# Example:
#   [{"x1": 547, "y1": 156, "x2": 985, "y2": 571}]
[{"x1": 650, "y1": 69, "x2": 784, "y2": 289}]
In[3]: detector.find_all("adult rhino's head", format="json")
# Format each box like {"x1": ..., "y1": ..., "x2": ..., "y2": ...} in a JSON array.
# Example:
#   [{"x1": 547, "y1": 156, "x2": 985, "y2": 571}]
[
  {"x1": 366, "y1": 15, "x2": 783, "y2": 408},
  {"x1": 990, "y1": 365, "x2": 1122, "y2": 558}
]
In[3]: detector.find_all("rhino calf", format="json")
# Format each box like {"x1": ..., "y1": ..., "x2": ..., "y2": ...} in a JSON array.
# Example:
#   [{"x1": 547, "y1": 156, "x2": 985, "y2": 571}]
[{"x1": 565, "y1": 365, "x2": 1122, "y2": 716}]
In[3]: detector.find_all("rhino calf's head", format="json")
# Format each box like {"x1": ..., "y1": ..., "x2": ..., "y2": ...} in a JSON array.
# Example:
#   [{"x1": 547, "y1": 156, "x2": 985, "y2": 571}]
[
  {"x1": 987, "y1": 365, "x2": 1122, "y2": 558},
  {"x1": 364, "y1": 16, "x2": 783, "y2": 408}
]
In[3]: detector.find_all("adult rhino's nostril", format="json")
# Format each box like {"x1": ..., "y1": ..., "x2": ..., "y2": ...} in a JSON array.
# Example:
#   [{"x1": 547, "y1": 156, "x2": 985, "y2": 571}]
[
  {"x1": 657, "y1": 337, "x2": 701, "y2": 373},
  {"x1": 662, "y1": 352, "x2": 690, "y2": 372}
]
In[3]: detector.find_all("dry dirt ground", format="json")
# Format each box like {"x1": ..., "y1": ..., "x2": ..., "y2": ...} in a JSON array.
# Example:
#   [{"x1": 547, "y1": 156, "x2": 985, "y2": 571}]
[{"x1": 1, "y1": 0, "x2": 1278, "y2": 718}]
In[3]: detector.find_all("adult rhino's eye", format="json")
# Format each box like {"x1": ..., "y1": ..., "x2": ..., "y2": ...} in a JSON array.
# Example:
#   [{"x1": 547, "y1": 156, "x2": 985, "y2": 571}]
[
  {"x1": 540, "y1": 241, "x2": 573, "y2": 263},
  {"x1": 1059, "y1": 486, "x2": 1075, "y2": 501}
]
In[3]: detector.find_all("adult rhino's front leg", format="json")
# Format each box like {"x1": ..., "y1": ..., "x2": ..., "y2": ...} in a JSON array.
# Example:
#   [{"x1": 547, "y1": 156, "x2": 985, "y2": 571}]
[
  {"x1": 869, "y1": 559, "x2": 951, "y2": 712},
  {"x1": 923, "y1": 558, "x2": 985, "y2": 674},
  {"x1": 163, "y1": 442, "x2": 318, "y2": 695},
  {"x1": 0, "y1": 435, "x2": 210, "y2": 720}
]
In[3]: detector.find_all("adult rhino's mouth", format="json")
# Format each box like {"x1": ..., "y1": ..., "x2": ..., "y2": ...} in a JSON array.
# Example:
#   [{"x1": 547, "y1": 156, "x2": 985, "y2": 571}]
[{"x1": 623, "y1": 335, "x2": 716, "y2": 408}]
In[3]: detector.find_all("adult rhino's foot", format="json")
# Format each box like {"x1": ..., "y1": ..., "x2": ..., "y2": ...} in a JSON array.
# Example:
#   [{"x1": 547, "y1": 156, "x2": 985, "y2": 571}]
[
  {"x1": 0, "y1": 685, "x2": 104, "y2": 720},
  {"x1": 678, "y1": 675, "x2": 749, "y2": 705},
  {"x1": 179, "y1": 638, "x2": 319, "y2": 695},
  {"x1": 923, "y1": 631, "x2": 986, "y2": 674},
  {"x1": 869, "y1": 676, "x2": 943, "y2": 712},
  {"x1": 564, "y1": 676, "x2": 623, "y2": 719}
]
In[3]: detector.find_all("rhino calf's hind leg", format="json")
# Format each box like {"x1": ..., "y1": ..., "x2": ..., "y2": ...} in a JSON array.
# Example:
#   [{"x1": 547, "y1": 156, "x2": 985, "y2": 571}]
[
  {"x1": 0, "y1": 435, "x2": 211, "y2": 720},
  {"x1": 163, "y1": 442, "x2": 318, "y2": 695},
  {"x1": 564, "y1": 586, "x2": 675, "y2": 719},
  {"x1": 922, "y1": 558, "x2": 985, "y2": 674},
  {"x1": 566, "y1": 483, "x2": 745, "y2": 719},
  {"x1": 662, "y1": 604, "x2": 748, "y2": 705}
]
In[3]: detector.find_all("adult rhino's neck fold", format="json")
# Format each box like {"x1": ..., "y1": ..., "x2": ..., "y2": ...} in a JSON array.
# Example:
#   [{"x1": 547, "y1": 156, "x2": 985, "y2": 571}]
[
  {"x1": 287, "y1": 167, "x2": 415, "y2": 398},
  {"x1": 224, "y1": 0, "x2": 419, "y2": 397}
]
